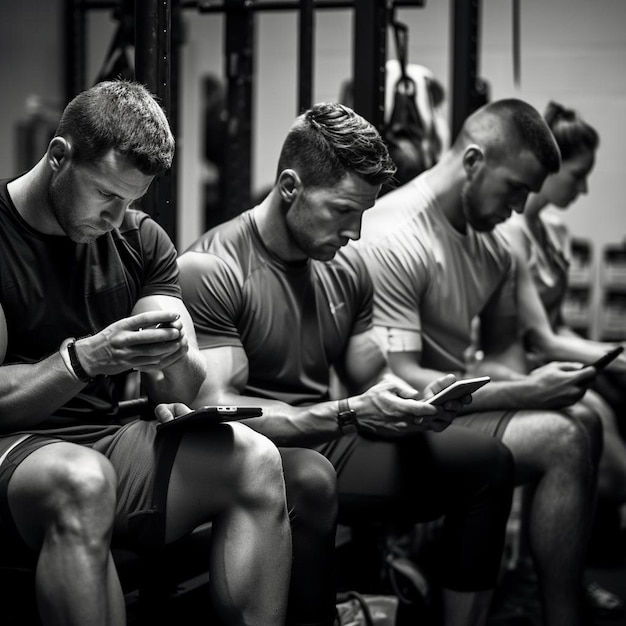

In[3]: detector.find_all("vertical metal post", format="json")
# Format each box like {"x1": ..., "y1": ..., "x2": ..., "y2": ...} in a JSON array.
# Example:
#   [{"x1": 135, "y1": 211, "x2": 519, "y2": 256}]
[
  {"x1": 352, "y1": 0, "x2": 389, "y2": 132},
  {"x1": 134, "y1": 0, "x2": 178, "y2": 245},
  {"x1": 222, "y1": 0, "x2": 254, "y2": 219},
  {"x1": 450, "y1": 0, "x2": 481, "y2": 141},
  {"x1": 64, "y1": 0, "x2": 86, "y2": 103},
  {"x1": 298, "y1": 0, "x2": 314, "y2": 113}
]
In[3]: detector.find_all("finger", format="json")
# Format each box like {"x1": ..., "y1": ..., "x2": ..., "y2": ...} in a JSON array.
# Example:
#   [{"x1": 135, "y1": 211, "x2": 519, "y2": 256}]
[
  {"x1": 423, "y1": 373, "x2": 456, "y2": 398},
  {"x1": 399, "y1": 398, "x2": 439, "y2": 416},
  {"x1": 154, "y1": 402, "x2": 192, "y2": 423},
  {"x1": 132, "y1": 326, "x2": 183, "y2": 345},
  {"x1": 122, "y1": 312, "x2": 182, "y2": 332}
]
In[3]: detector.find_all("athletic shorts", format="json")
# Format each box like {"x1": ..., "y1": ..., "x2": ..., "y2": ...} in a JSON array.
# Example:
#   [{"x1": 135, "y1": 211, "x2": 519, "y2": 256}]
[
  {"x1": 0, "y1": 420, "x2": 183, "y2": 549},
  {"x1": 453, "y1": 409, "x2": 516, "y2": 440}
]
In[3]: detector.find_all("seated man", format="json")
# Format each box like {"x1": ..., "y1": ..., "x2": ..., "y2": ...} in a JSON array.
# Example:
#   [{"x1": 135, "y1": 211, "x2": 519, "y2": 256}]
[
  {"x1": 356, "y1": 98, "x2": 601, "y2": 626},
  {"x1": 0, "y1": 80, "x2": 291, "y2": 626},
  {"x1": 178, "y1": 102, "x2": 515, "y2": 626},
  {"x1": 497, "y1": 100, "x2": 626, "y2": 616}
]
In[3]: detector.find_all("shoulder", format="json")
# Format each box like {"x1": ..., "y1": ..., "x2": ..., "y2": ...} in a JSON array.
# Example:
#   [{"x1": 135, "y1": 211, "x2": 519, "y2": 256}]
[{"x1": 178, "y1": 212, "x2": 259, "y2": 290}]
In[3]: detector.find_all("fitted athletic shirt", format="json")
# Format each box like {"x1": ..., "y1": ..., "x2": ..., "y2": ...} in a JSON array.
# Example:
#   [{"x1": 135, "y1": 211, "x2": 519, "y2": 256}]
[
  {"x1": 498, "y1": 212, "x2": 570, "y2": 330},
  {"x1": 178, "y1": 209, "x2": 372, "y2": 407},
  {"x1": 0, "y1": 180, "x2": 181, "y2": 433},
  {"x1": 355, "y1": 176, "x2": 518, "y2": 373}
]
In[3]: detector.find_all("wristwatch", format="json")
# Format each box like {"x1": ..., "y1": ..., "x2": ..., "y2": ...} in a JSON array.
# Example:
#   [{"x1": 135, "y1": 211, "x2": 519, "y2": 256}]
[{"x1": 337, "y1": 398, "x2": 357, "y2": 435}]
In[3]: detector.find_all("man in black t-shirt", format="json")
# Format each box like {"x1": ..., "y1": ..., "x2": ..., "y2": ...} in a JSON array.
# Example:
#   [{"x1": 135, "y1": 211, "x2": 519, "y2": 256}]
[{"x1": 0, "y1": 80, "x2": 291, "y2": 626}]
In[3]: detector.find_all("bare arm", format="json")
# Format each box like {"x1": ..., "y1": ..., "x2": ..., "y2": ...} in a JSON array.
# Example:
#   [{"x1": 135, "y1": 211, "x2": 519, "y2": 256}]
[
  {"x1": 0, "y1": 303, "x2": 89, "y2": 431},
  {"x1": 128, "y1": 294, "x2": 206, "y2": 405},
  {"x1": 0, "y1": 296, "x2": 205, "y2": 432},
  {"x1": 504, "y1": 250, "x2": 626, "y2": 373},
  {"x1": 382, "y1": 326, "x2": 596, "y2": 412},
  {"x1": 193, "y1": 329, "x2": 459, "y2": 447}
]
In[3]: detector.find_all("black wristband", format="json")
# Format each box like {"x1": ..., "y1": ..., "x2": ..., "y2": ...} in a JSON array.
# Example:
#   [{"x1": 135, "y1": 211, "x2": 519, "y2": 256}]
[
  {"x1": 337, "y1": 398, "x2": 357, "y2": 434},
  {"x1": 67, "y1": 340, "x2": 93, "y2": 383}
]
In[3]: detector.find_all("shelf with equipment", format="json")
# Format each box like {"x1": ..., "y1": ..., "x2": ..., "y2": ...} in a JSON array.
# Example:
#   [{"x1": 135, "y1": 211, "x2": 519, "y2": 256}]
[
  {"x1": 561, "y1": 237, "x2": 594, "y2": 338},
  {"x1": 597, "y1": 242, "x2": 626, "y2": 341}
]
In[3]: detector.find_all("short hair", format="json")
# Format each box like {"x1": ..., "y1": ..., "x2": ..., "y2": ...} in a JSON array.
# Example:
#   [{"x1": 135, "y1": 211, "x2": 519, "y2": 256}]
[
  {"x1": 276, "y1": 102, "x2": 396, "y2": 188},
  {"x1": 55, "y1": 80, "x2": 175, "y2": 176},
  {"x1": 544, "y1": 101, "x2": 599, "y2": 162},
  {"x1": 459, "y1": 98, "x2": 562, "y2": 174}
]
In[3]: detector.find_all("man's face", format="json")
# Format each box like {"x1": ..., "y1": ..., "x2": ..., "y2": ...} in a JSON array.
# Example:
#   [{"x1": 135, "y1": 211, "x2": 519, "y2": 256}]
[
  {"x1": 541, "y1": 148, "x2": 595, "y2": 209},
  {"x1": 461, "y1": 149, "x2": 547, "y2": 232},
  {"x1": 49, "y1": 149, "x2": 154, "y2": 243},
  {"x1": 285, "y1": 172, "x2": 381, "y2": 261}
]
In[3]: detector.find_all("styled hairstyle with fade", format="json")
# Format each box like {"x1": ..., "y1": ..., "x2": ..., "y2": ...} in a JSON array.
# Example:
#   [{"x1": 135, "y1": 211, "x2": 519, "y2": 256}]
[
  {"x1": 544, "y1": 101, "x2": 599, "y2": 162},
  {"x1": 459, "y1": 98, "x2": 562, "y2": 175},
  {"x1": 276, "y1": 102, "x2": 396, "y2": 188},
  {"x1": 54, "y1": 80, "x2": 175, "y2": 176}
]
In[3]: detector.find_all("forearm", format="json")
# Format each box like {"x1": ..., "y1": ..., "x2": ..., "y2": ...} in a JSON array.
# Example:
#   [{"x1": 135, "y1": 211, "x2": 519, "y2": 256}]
[
  {"x1": 142, "y1": 346, "x2": 206, "y2": 405},
  {"x1": 0, "y1": 350, "x2": 86, "y2": 431},
  {"x1": 466, "y1": 378, "x2": 539, "y2": 411},
  {"x1": 194, "y1": 387, "x2": 343, "y2": 447},
  {"x1": 527, "y1": 327, "x2": 623, "y2": 369}
]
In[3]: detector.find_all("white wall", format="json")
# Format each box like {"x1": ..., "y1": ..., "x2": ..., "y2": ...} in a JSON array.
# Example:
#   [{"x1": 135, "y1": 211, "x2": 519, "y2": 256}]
[{"x1": 1, "y1": 0, "x2": 625, "y2": 263}]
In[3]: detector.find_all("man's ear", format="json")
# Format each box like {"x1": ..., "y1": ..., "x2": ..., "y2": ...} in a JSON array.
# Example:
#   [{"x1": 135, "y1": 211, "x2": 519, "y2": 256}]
[
  {"x1": 47, "y1": 137, "x2": 73, "y2": 173},
  {"x1": 462, "y1": 144, "x2": 484, "y2": 177},
  {"x1": 277, "y1": 169, "x2": 301, "y2": 203}
]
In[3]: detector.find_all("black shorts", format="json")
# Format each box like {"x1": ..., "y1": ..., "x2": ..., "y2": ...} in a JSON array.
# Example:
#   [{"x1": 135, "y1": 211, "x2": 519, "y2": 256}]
[
  {"x1": 0, "y1": 420, "x2": 183, "y2": 549},
  {"x1": 453, "y1": 409, "x2": 517, "y2": 439}
]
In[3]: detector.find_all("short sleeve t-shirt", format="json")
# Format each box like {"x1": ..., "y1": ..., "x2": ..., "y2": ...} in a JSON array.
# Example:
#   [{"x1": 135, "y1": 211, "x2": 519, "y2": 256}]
[
  {"x1": 0, "y1": 179, "x2": 181, "y2": 430},
  {"x1": 356, "y1": 176, "x2": 517, "y2": 373},
  {"x1": 178, "y1": 209, "x2": 373, "y2": 406},
  {"x1": 498, "y1": 212, "x2": 569, "y2": 330}
]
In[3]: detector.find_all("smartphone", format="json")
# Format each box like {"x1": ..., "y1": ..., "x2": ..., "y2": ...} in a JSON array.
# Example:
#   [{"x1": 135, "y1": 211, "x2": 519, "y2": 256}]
[
  {"x1": 587, "y1": 346, "x2": 624, "y2": 372},
  {"x1": 425, "y1": 376, "x2": 491, "y2": 406},
  {"x1": 157, "y1": 406, "x2": 263, "y2": 431}
]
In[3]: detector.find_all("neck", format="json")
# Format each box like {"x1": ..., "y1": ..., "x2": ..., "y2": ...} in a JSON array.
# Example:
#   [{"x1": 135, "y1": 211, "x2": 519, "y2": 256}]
[
  {"x1": 422, "y1": 152, "x2": 467, "y2": 232},
  {"x1": 7, "y1": 157, "x2": 57, "y2": 233},
  {"x1": 254, "y1": 188, "x2": 307, "y2": 263}
]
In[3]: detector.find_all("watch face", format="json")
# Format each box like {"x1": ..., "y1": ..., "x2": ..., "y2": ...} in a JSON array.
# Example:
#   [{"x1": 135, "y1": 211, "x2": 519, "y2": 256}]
[{"x1": 338, "y1": 409, "x2": 357, "y2": 434}]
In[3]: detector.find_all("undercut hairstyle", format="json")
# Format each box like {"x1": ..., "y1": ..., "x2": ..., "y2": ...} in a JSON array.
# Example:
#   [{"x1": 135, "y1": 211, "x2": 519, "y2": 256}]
[
  {"x1": 544, "y1": 101, "x2": 599, "y2": 162},
  {"x1": 276, "y1": 102, "x2": 396, "y2": 188},
  {"x1": 55, "y1": 80, "x2": 175, "y2": 176},
  {"x1": 460, "y1": 98, "x2": 562, "y2": 175}
]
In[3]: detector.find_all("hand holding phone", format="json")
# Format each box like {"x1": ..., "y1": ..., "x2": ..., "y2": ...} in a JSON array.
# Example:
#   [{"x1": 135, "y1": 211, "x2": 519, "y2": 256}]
[
  {"x1": 425, "y1": 376, "x2": 491, "y2": 406},
  {"x1": 157, "y1": 406, "x2": 263, "y2": 432}
]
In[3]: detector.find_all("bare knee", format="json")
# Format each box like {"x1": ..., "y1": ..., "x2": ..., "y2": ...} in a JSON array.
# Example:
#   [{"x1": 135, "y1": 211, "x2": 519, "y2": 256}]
[
  {"x1": 281, "y1": 448, "x2": 338, "y2": 531},
  {"x1": 13, "y1": 448, "x2": 117, "y2": 551},
  {"x1": 230, "y1": 424, "x2": 288, "y2": 511},
  {"x1": 504, "y1": 410, "x2": 595, "y2": 481},
  {"x1": 49, "y1": 452, "x2": 117, "y2": 529}
]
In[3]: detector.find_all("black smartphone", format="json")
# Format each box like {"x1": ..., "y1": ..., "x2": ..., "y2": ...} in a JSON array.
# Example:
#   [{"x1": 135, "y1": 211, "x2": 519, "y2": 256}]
[
  {"x1": 157, "y1": 406, "x2": 263, "y2": 431},
  {"x1": 587, "y1": 346, "x2": 624, "y2": 372},
  {"x1": 425, "y1": 376, "x2": 491, "y2": 405}
]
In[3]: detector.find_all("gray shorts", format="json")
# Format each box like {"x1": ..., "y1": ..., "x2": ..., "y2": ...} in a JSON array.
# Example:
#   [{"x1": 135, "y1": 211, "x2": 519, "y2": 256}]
[
  {"x1": 0, "y1": 420, "x2": 183, "y2": 549},
  {"x1": 453, "y1": 409, "x2": 517, "y2": 440}
]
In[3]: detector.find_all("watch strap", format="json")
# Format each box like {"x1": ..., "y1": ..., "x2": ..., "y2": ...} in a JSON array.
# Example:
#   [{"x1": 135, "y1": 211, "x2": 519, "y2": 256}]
[
  {"x1": 67, "y1": 340, "x2": 94, "y2": 383},
  {"x1": 337, "y1": 398, "x2": 357, "y2": 434}
]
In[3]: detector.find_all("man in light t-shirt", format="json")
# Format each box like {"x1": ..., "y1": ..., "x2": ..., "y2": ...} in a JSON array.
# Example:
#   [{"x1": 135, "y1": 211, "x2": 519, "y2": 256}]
[{"x1": 357, "y1": 98, "x2": 600, "y2": 626}]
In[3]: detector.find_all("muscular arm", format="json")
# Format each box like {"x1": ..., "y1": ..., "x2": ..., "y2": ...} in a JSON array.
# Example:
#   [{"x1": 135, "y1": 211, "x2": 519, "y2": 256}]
[
  {"x1": 193, "y1": 329, "x2": 450, "y2": 447},
  {"x1": 194, "y1": 343, "x2": 350, "y2": 447},
  {"x1": 0, "y1": 303, "x2": 88, "y2": 431},
  {"x1": 0, "y1": 295, "x2": 205, "y2": 432},
  {"x1": 130, "y1": 294, "x2": 206, "y2": 405},
  {"x1": 382, "y1": 327, "x2": 596, "y2": 412}
]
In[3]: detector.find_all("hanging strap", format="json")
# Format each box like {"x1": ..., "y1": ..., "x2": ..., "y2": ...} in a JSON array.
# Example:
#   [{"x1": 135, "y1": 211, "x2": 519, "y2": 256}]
[{"x1": 390, "y1": 9, "x2": 409, "y2": 80}]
